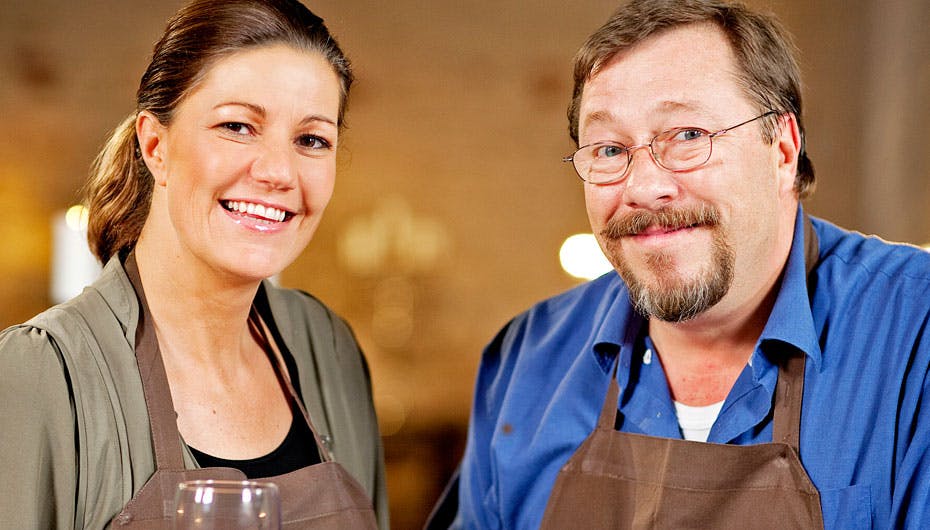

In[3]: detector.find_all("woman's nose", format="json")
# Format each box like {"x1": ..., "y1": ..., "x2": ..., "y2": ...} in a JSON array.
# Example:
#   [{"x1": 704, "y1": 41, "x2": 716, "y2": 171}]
[{"x1": 251, "y1": 142, "x2": 297, "y2": 190}]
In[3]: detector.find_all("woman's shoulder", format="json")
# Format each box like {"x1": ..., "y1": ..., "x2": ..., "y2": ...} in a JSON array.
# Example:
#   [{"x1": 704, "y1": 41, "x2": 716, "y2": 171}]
[
  {"x1": 0, "y1": 268, "x2": 144, "y2": 416},
  {"x1": 260, "y1": 283, "x2": 371, "y2": 397},
  {"x1": 0, "y1": 322, "x2": 81, "y2": 529},
  {"x1": 10, "y1": 256, "x2": 138, "y2": 346},
  {"x1": 0, "y1": 264, "x2": 160, "y2": 529},
  {"x1": 261, "y1": 282, "x2": 359, "y2": 348},
  {"x1": 1, "y1": 288, "x2": 107, "y2": 364},
  {"x1": 0, "y1": 321, "x2": 69, "y2": 383}
]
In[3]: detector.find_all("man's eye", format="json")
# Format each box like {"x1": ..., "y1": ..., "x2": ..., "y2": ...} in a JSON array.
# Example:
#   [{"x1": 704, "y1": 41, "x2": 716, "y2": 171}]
[
  {"x1": 673, "y1": 128, "x2": 706, "y2": 142},
  {"x1": 297, "y1": 134, "x2": 331, "y2": 150},
  {"x1": 221, "y1": 122, "x2": 252, "y2": 135},
  {"x1": 594, "y1": 144, "x2": 626, "y2": 158}
]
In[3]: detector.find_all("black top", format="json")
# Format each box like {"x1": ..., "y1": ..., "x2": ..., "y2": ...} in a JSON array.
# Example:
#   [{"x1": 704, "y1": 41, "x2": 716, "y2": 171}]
[{"x1": 189, "y1": 402, "x2": 321, "y2": 479}]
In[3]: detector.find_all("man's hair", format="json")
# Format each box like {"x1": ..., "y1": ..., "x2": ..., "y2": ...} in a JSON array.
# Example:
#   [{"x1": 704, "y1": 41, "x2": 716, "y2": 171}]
[{"x1": 568, "y1": 0, "x2": 814, "y2": 197}]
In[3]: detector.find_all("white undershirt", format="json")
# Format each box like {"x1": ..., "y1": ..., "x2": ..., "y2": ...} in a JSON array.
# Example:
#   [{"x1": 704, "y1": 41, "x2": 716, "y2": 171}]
[
  {"x1": 642, "y1": 341, "x2": 727, "y2": 442},
  {"x1": 674, "y1": 400, "x2": 725, "y2": 442}
]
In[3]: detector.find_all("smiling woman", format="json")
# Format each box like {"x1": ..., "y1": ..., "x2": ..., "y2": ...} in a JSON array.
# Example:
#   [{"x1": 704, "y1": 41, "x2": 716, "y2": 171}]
[
  {"x1": 0, "y1": 1, "x2": 387, "y2": 528},
  {"x1": 135, "y1": 45, "x2": 341, "y2": 283}
]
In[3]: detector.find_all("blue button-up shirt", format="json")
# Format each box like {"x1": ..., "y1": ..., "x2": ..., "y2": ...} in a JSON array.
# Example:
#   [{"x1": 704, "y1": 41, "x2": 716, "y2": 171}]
[{"x1": 455, "y1": 207, "x2": 930, "y2": 529}]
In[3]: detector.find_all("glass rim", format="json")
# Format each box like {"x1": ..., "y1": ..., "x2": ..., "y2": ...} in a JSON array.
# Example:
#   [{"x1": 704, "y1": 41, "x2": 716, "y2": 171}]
[{"x1": 176, "y1": 479, "x2": 279, "y2": 494}]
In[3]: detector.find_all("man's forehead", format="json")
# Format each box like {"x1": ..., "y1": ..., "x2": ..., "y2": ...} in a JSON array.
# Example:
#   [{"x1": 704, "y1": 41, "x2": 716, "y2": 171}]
[
  {"x1": 580, "y1": 99, "x2": 712, "y2": 131},
  {"x1": 602, "y1": 26, "x2": 734, "y2": 77},
  {"x1": 578, "y1": 24, "x2": 746, "y2": 127},
  {"x1": 599, "y1": 21, "x2": 732, "y2": 67}
]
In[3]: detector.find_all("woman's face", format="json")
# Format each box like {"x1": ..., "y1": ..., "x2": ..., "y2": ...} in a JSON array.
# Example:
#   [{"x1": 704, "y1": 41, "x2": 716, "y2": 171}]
[{"x1": 139, "y1": 44, "x2": 341, "y2": 283}]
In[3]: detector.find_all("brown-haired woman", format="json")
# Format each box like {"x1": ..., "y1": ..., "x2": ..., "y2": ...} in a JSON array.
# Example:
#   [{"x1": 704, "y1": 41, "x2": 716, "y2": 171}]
[{"x1": 0, "y1": 0, "x2": 387, "y2": 527}]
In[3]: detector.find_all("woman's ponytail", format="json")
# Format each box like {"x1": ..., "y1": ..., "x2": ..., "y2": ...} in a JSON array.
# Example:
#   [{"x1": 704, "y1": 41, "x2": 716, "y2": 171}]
[{"x1": 84, "y1": 115, "x2": 153, "y2": 263}]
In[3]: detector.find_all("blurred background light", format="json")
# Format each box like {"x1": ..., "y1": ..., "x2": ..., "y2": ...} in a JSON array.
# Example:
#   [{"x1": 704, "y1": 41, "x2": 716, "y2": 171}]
[
  {"x1": 51, "y1": 205, "x2": 101, "y2": 304},
  {"x1": 559, "y1": 233, "x2": 612, "y2": 281}
]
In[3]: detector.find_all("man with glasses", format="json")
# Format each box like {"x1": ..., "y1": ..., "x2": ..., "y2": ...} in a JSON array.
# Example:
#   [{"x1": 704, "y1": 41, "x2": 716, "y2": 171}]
[{"x1": 450, "y1": 0, "x2": 930, "y2": 528}]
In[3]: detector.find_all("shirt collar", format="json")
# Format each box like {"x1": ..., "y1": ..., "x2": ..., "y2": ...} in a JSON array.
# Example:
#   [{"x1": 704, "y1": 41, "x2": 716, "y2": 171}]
[
  {"x1": 590, "y1": 274, "x2": 646, "y2": 374},
  {"x1": 757, "y1": 204, "x2": 823, "y2": 371},
  {"x1": 92, "y1": 255, "x2": 140, "y2": 345}
]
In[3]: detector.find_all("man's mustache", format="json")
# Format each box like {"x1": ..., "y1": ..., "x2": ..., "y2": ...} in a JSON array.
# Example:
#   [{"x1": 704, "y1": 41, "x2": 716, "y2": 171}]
[{"x1": 601, "y1": 204, "x2": 721, "y2": 239}]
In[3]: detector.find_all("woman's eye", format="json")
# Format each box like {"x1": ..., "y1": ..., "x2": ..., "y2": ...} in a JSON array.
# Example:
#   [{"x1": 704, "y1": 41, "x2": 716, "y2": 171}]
[
  {"x1": 221, "y1": 122, "x2": 252, "y2": 136},
  {"x1": 595, "y1": 144, "x2": 626, "y2": 158},
  {"x1": 296, "y1": 134, "x2": 332, "y2": 150}
]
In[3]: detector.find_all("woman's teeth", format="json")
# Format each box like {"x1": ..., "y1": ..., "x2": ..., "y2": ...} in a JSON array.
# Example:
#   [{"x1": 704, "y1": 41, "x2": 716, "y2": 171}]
[{"x1": 224, "y1": 200, "x2": 287, "y2": 222}]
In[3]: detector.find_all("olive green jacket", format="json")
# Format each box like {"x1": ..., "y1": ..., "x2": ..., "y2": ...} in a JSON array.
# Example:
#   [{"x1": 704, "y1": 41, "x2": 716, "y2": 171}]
[{"x1": 0, "y1": 258, "x2": 388, "y2": 529}]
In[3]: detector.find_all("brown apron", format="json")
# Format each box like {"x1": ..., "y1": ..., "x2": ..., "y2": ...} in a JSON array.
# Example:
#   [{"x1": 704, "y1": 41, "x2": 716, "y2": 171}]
[
  {"x1": 540, "y1": 217, "x2": 825, "y2": 529},
  {"x1": 109, "y1": 256, "x2": 378, "y2": 529}
]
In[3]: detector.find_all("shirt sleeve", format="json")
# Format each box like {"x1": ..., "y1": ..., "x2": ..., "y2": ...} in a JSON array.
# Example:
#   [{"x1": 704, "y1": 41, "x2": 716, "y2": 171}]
[
  {"x1": 892, "y1": 316, "x2": 930, "y2": 528},
  {"x1": 0, "y1": 325, "x2": 78, "y2": 529},
  {"x1": 453, "y1": 319, "x2": 521, "y2": 530}
]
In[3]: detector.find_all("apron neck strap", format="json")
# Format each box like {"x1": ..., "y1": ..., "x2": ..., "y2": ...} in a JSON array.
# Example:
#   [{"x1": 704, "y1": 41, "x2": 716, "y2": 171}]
[
  {"x1": 771, "y1": 352, "x2": 805, "y2": 449},
  {"x1": 773, "y1": 213, "x2": 820, "y2": 449},
  {"x1": 597, "y1": 360, "x2": 623, "y2": 430},
  {"x1": 247, "y1": 307, "x2": 334, "y2": 462},
  {"x1": 124, "y1": 251, "x2": 186, "y2": 470},
  {"x1": 803, "y1": 214, "x2": 820, "y2": 278},
  {"x1": 125, "y1": 253, "x2": 334, "y2": 470},
  {"x1": 598, "y1": 346, "x2": 808, "y2": 448}
]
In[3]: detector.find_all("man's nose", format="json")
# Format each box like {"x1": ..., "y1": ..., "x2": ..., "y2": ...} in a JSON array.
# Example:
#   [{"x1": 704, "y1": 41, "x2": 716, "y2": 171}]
[{"x1": 621, "y1": 146, "x2": 679, "y2": 209}]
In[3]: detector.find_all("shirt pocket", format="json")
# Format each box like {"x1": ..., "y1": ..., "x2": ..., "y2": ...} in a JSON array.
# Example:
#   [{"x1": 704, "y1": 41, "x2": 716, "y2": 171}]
[{"x1": 819, "y1": 483, "x2": 872, "y2": 530}]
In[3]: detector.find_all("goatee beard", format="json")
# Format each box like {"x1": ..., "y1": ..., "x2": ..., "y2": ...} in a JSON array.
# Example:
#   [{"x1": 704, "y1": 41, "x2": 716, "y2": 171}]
[{"x1": 600, "y1": 204, "x2": 734, "y2": 322}]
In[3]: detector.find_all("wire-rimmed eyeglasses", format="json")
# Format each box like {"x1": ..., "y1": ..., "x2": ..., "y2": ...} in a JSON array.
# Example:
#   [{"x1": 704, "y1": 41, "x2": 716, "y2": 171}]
[{"x1": 563, "y1": 111, "x2": 778, "y2": 185}]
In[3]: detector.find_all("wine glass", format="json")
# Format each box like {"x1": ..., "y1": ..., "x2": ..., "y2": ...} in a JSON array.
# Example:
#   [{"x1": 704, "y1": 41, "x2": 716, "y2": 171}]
[{"x1": 173, "y1": 480, "x2": 281, "y2": 529}]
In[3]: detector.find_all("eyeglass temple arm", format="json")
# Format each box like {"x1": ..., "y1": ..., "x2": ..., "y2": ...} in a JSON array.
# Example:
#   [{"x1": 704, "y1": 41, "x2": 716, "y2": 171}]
[{"x1": 711, "y1": 110, "x2": 779, "y2": 138}]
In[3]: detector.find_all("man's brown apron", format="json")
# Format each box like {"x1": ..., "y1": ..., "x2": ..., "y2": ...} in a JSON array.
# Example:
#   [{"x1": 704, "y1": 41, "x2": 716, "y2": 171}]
[
  {"x1": 540, "y1": 218, "x2": 825, "y2": 529},
  {"x1": 108, "y1": 256, "x2": 378, "y2": 529}
]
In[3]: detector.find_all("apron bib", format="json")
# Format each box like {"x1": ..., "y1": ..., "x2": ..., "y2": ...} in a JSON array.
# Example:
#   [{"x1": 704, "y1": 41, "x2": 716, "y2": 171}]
[
  {"x1": 109, "y1": 255, "x2": 377, "y2": 529},
  {"x1": 540, "y1": 217, "x2": 824, "y2": 529},
  {"x1": 539, "y1": 352, "x2": 824, "y2": 529}
]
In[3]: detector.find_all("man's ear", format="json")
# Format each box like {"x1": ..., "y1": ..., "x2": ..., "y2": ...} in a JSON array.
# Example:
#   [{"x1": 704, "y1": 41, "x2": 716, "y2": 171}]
[
  {"x1": 774, "y1": 112, "x2": 802, "y2": 196},
  {"x1": 136, "y1": 111, "x2": 168, "y2": 186}
]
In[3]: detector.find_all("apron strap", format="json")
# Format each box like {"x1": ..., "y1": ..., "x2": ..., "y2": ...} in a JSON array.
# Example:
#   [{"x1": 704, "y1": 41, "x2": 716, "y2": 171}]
[
  {"x1": 771, "y1": 352, "x2": 805, "y2": 449},
  {"x1": 770, "y1": 214, "x2": 820, "y2": 449},
  {"x1": 124, "y1": 252, "x2": 186, "y2": 470},
  {"x1": 597, "y1": 359, "x2": 623, "y2": 430},
  {"x1": 803, "y1": 214, "x2": 820, "y2": 278},
  {"x1": 248, "y1": 308, "x2": 334, "y2": 462},
  {"x1": 125, "y1": 252, "x2": 333, "y2": 471}
]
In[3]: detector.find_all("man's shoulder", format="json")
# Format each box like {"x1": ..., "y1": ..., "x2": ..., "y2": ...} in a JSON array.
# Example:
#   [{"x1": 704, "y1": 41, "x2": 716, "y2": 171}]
[
  {"x1": 519, "y1": 272, "x2": 627, "y2": 323},
  {"x1": 489, "y1": 272, "x2": 630, "y2": 366},
  {"x1": 813, "y1": 217, "x2": 930, "y2": 284}
]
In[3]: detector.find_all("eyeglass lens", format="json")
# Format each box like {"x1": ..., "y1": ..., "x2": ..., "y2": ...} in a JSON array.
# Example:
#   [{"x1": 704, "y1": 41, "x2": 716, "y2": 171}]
[
  {"x1": 569, "y1": 111, "x2": 776, "y2": 184},
  {"x1": 577, "y1": 128, "x2": 713, "y2": 184}
]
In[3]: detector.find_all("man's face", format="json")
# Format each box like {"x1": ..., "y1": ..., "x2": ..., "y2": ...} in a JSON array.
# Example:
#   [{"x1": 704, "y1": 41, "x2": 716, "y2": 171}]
[{"x1": 577, "y1": 23, "x2": 799, "y2": 323}]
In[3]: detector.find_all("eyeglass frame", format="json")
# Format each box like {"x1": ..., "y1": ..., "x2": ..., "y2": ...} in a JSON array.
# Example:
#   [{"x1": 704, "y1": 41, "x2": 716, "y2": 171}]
[{"x1": 563, "y1": 110, "x2": 779, "y2": 185}]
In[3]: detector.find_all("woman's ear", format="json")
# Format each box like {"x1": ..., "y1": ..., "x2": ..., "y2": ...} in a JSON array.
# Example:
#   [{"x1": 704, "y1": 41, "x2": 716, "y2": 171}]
[{"x1": 136, "y1": 111, "x2": 168, "y2": 186}]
